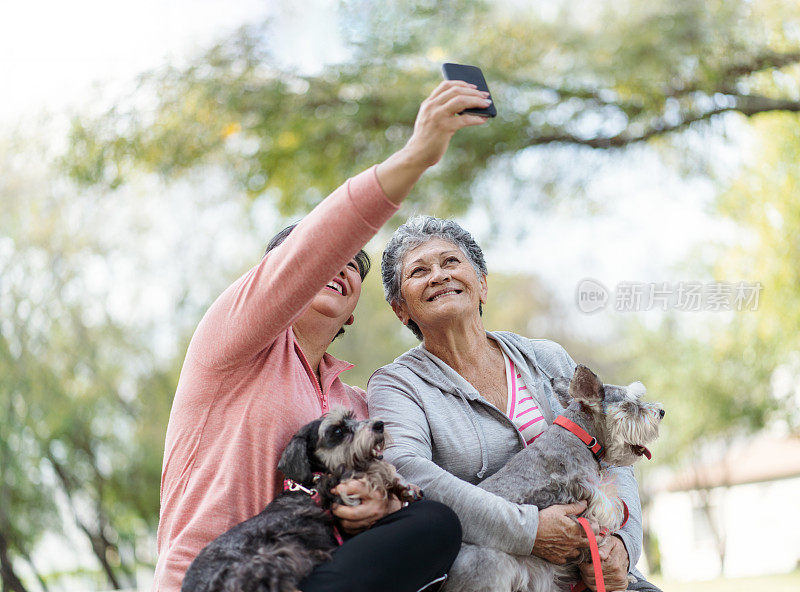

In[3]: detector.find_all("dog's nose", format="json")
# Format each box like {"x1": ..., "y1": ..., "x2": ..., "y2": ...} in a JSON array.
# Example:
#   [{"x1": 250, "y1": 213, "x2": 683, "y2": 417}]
[
  {"x1": 372, "y1": 421, "x2": 384, "y2": 433},
  {"x1": 659, "y1": 409, "x2": 665, "y2": 419}
]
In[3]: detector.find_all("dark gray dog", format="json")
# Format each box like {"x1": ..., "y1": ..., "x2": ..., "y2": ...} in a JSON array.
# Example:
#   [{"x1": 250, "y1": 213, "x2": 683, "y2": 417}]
[
  {"x1": 442, "y1": 365, "x2": 664, "y2": 592},
  {"x1": 182, "y1": 408, "x2": 418, "y2": 592}
]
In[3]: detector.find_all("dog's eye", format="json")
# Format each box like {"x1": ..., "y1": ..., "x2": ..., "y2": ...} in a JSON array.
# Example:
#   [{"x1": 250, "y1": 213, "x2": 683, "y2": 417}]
[{"x1": 332, "y1": 427, "x2": 343, "y2": 438}]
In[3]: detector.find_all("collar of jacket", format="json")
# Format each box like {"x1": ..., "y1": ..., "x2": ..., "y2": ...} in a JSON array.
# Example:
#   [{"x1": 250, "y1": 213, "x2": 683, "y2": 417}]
[{"x1": 392, "y1": 331, "x2": 563, "y2": 478}]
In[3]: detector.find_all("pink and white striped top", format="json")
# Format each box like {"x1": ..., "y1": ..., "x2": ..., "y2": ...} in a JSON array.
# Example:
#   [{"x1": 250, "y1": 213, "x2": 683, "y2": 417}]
[{"x1": 502, "y1": 351, "x2": 546, "y2": 446}]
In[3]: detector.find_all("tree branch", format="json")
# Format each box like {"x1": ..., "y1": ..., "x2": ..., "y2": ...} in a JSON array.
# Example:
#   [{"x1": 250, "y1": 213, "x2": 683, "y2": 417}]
[
  {"x1": 522, "y1": 94, "x2": 800, "y2": 149},
  {"x1": 734, "y1": 94, "x2": 800, "y2": 116},
  {"x1": 0, "y1": 531, "x2": 28, "y2": 592},
  {"x1": 512, "y1": 81, "x2": 645, "y2": 115},
  {"x1": 45, "y1": 450, "x2": 123, "y2": 590},
  {"x1": 664, "y1": 51, "x2": 800, "y2": 97},
  {"x1": 512, "y1": 51, "x2": 800, "y2": 112}
]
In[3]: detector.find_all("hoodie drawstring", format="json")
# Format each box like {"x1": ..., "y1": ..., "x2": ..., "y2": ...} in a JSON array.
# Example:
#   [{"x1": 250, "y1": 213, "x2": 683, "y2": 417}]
[{"x1": 456, "y1": 390, "x2": 490, "y2": 479}]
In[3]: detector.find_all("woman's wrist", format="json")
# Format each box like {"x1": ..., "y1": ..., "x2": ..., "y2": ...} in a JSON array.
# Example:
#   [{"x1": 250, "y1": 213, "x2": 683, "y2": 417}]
[
  {"x1": 611, "y1": 534, "x2": 630, "y2": 572},
  {"x1": 385, "y1": 494, "x2": 404, "y2": 516},
  {"x1": 375, "y1": 147, "x2": 429, "y2": 204}
]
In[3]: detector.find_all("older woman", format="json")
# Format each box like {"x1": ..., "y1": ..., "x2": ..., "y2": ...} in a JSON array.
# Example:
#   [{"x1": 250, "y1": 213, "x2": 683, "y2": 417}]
[{"x1": 367, "y1": 216, "x2": 661, "y2": 592}]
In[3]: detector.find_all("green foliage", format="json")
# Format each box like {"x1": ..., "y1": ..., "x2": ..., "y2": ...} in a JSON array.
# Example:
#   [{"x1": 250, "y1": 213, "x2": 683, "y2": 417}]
[
  {"x1": 616, "y1": 319, "x2": 777, "y2": 464},
  {"x1": 615, "y1": 112, "x2": 800, "y2": 464},
  {"x1": 714, "y1": 112, "x2": 800, "y2": 429},
  {"x1": 717, "y1": 113, "x2": 800, "y2": 349},
  {"x1": 64, "y1": 0, "x2": 800, "y2": 217},
  {"x1": 0, "y1": 138, "x2": 174, "y2": 590}
]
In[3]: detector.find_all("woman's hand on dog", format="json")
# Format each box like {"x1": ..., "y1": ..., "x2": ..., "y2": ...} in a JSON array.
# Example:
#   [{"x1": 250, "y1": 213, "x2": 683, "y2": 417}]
[
  {"x1": 330, "y1": 479, "x2": 403, "y2": 534},
  {"x1": 579, "y1": 534, "x2": 630, "y2": 591},
  {"x1": 531, "y1": 500, "x2": 598, "y2": 564}
]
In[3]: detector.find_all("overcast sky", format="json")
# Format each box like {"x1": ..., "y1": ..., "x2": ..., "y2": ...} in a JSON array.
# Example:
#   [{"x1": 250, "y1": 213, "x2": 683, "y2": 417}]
[{"x1": 0, "y1": 0, "x2": 349, "y2": 124}]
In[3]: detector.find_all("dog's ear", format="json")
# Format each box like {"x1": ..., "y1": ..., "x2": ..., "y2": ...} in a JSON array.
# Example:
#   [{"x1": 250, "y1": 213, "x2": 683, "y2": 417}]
[
  {"x1": 278, "y1": 419, "x2": 321, "y2": 485},
  {"x1": 568, "y1": 365, "x2": 604, "y2": 407},
  {"x1": 550, "y1": 377, "x2": 572, "y2": 408}
]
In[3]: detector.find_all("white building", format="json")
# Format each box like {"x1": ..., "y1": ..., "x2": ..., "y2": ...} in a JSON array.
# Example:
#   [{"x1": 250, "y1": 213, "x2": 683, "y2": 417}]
[{"x1": 649, "y1": 436, "x2": 800, "y2": 581}]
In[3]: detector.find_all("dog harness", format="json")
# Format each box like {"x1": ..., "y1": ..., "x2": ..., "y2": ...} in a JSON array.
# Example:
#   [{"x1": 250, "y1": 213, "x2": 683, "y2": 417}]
[{"x1": 282, "y1": 477, "x2": 345, "y2": 546}]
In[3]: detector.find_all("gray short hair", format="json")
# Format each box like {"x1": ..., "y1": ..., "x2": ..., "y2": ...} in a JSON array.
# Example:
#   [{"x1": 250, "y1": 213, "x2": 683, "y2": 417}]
[{"x1": 381, "y1": 216, "x2": 488, "y2": 339}]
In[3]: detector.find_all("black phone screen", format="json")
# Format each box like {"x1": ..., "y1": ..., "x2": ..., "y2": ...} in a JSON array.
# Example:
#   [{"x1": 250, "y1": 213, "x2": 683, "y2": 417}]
[{"x1": 441, "y1": 63, "x2": 496, "y2": 117}]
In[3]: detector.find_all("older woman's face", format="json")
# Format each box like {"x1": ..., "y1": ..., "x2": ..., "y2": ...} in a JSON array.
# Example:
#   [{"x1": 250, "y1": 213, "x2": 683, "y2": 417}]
[{"x1": 392, "y1": 238, "x2": 487, "y2": 334}]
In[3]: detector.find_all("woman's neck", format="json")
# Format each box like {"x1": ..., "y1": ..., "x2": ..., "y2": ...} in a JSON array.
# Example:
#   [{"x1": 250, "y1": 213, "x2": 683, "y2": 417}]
[
  {"x1": 292, "y1": 322, "x2": 339, "y2": 381},
  {"x1": 422, "y1": 317, "x2": 496, "y2": 375}
]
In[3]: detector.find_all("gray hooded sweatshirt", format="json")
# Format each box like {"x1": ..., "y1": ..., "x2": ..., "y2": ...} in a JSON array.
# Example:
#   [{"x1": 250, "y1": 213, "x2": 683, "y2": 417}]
[{"x1": 367, "y1": 331, "x2": 645, "y2": 579}]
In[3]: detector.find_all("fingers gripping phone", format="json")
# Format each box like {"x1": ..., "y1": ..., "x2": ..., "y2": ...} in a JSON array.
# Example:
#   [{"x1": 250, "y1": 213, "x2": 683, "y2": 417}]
[{"x1": 441, "y1": 63, "x2": 497, "y2": 118}]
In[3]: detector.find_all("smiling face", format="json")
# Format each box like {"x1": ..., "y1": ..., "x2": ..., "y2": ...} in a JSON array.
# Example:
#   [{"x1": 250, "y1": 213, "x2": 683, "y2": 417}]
[
  {"x1": 307, "y1": 257, "x2": 363, "y2": 325},
  {"x1": 391, "y1": 238, "x2": 487, "y2": 337}
]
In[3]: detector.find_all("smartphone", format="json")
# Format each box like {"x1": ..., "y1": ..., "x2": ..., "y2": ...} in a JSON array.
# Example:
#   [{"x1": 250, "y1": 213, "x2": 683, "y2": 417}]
[{"x1": 441, "y1": 63, "x2": 497, "y2": 118}]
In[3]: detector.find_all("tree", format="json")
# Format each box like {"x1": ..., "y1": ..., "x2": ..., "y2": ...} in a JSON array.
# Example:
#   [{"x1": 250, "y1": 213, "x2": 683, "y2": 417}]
[
  {"x1": 607, "y1": 110, "x2": 800, "y2": 572},
  {"x1": 0, "y1": 136, "x2": 175, "y2": 590},
  {"x1": 713, "y1": 111, "x2": 800, "y2": 429},
  {"x1": 615, "y1": 111, "x2": 800, "y2": 456},
  {"x1": 64, "y1": 0, "x2": 800, "y2": 217}
]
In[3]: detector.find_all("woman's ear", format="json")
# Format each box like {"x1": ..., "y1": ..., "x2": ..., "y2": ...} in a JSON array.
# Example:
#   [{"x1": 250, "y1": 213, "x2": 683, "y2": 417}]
[
  {"x1": 479, "y1": 275, "x2": 488, "y2": 305},
  {"x1": 391, "y1": 301, "x2": 410, "y2": 325}
]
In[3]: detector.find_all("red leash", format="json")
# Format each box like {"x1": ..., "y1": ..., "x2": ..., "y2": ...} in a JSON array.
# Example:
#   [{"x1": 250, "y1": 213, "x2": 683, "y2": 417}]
[
  {"x1": 578, "y1": 517, "x2": 605, "y2": 592},
  {"x1": 572, "y1": 517, "x2": 605, "y2": 592}
]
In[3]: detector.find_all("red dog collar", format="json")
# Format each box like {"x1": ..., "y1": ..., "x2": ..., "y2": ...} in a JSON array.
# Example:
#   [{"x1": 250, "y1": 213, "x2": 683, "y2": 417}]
[{"x1": 553, "y1": 416, "x2": 604, "y2": 462}]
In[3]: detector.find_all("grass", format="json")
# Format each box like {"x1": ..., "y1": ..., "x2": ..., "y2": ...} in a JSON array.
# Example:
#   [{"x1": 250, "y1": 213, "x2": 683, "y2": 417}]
[{"x1": 649, "y1": 570, "x2": 800, "y2": 591}]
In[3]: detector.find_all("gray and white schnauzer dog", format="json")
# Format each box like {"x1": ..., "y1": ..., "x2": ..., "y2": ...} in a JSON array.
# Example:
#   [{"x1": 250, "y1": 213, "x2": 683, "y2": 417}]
[
  {"x1": 182, "y1": 408, "x2": 420, "y2": 592},
  {"x1": 443, "y1": 365, "x2": 664, "y2": 592}
]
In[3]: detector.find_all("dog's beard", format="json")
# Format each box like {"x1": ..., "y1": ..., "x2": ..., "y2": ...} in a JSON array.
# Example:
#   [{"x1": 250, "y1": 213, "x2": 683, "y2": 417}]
[
  {"x1": 350, "y1": 425, "x2": 385, "y2": 468},
  {"x1": 337, "y1": 462, "x2": 400, "y2": 506},
  {"x1": 604, "y1": 403, "x2": 662, "y2": 465},
  {"x1": 313, "y1": 420, "x2": 393, "y2": 507},
  {"x1": 314, "y1": 422, "x2": 385, "y2": 473}
]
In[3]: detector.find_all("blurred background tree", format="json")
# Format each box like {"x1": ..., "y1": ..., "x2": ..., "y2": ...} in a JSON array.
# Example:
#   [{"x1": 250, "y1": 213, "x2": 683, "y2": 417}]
[
  {"x1": 65, "y1": 0, "x2": 800, "y2": 216},
  {"x1": 617, "y1": 110, "x2": 800, "y2": 463},
  {"x1": 3, "y1": 0, "x2": 800, "y2": 589},
  {"x1": 0, "y1": 137, "x2": 177, "y2": 590}
]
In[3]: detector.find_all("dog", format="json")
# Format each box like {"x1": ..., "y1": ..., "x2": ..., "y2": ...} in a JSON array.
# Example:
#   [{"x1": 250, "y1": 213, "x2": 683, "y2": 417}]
[
  {"x1": 182, "y1": 408, "x2": 420, "y2": 592},
  {"x1": 443, "y1": 365, "x2": 664, "y2": 592}
]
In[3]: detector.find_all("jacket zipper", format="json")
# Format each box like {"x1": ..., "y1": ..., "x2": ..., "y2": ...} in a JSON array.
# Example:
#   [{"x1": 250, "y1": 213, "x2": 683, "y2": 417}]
[
  {"x1": 293, "y1": 338, "x2": 349, "y2": 414},
  {"x1": 470, "y1": 394, "x2": 527, "y2": 449},
  {"x1": 294, "y1": 340, "x2": 328, "y2": 413}
]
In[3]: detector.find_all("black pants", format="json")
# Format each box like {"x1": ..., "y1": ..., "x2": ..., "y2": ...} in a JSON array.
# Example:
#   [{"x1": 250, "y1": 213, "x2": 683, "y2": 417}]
[{"x1": 299, "y1": 500, "x2": 462, "y2": 592}]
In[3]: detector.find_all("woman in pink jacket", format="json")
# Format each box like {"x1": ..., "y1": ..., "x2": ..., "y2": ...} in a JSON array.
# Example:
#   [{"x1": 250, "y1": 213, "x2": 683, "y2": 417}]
[{"x1": 154, "y1": 80, "x2": 493, "y2": 592}]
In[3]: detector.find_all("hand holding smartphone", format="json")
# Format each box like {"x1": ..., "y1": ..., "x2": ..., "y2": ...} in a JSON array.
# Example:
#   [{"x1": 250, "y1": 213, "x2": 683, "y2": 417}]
[{"x1": 441, "y1": 63, "x2": 497, "y2": 118}]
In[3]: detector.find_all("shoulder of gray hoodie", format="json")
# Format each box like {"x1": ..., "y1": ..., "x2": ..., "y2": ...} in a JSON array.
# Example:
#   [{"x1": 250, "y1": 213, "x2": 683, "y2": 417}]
[{"x1": 367, "y1": 330, "x2": 644, "y2": 577}]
